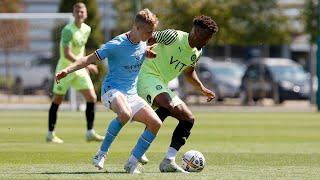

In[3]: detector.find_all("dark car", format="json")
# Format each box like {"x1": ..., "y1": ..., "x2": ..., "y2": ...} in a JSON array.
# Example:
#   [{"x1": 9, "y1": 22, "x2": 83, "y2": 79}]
[
  {"x1": 180, "y1": 57, "x2": 245, "y2": 102},
  {"x1": 240, "y1": 58, "x2": 311, "y2": 104}
]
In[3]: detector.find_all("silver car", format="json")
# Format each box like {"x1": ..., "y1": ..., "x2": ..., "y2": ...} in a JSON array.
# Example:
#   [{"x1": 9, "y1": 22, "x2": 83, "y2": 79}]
[{"x1": 180, "y1": 57, "x2": 245, "y2": 102}]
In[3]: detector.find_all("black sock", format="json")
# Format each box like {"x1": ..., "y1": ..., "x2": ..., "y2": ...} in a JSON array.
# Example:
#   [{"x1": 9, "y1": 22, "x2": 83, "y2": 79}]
[
  {"x1": 155, "y1": 107, "x2": 171, "y2": 122},
  {"x1": 170, "y1": 120, "x2": 194, "y2": 151},
  {"x1": 48, "y1": 102, "x2": 59, "y2": 131},
  {"x1": 86, "y1": 102, "x2": 95, "y2": 130}
]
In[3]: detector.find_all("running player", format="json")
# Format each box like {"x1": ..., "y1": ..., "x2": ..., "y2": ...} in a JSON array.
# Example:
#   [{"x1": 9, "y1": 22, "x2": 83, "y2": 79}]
[
  {"x1": 47, "y1": 2, "x2": 103, "y2": 143},
  {"x1": 137, "y1": 15, "x2": 218, "y2": 172},
  {"x1": 55, "y1": 9, "x2": 161, "y2": 174}
]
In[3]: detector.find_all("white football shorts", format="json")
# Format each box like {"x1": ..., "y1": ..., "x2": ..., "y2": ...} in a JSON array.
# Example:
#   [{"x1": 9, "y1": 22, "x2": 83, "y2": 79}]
[{"x1": 101, "y1": 89, "x2": 149, "y2": 120}]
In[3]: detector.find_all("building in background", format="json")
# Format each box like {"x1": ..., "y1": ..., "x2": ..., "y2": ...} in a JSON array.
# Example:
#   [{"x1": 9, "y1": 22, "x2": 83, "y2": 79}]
[
  {"x1": 0, "y1": 0, "x2": 312, "y2": 67},
  {"x1": 278, "y1": 0, "x2": 310, "y2": 68},
  {"x1": 0, "y1": 0, "x2": 115, "y2": 65}
]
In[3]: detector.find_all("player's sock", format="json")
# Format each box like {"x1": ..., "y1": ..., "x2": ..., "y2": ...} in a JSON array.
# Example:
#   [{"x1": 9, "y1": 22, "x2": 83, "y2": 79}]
[
  {"x1": 100, "y1": 118, "x2": 122, "y2": 154},
  {"x1": 170, "y1": 120, "x2": 194, "y2": 151},
  {"x1": 86, "y1": 102, "x2": 95, "y2": 130},
  {"x1": 48, "y1": 102, "x2": 59, "y2": 131},
  {"x1": 87, "y1": 129, "x2": 95, "y2": 134},
  {"x1": 128, "y1": 154, "x2": 139, "y2": 164},
  {"x1": 155, "y1": 107, "x2": 170, "y2": 122},
  {"x1": 165, "y1": 147, "x2": 177, "y2": 160},
  {"x1": 48, "y1": 131, "x2": 54, "y2": 136},
  {"x1": 132, "y1": 129, "x2": 156, "y2": 161}
]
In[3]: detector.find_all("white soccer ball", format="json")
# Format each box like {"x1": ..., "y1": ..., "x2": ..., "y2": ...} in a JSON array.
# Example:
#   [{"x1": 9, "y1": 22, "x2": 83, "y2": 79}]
[{"x1": 181, "y1": 150, "x2": 205, "y2": 172}]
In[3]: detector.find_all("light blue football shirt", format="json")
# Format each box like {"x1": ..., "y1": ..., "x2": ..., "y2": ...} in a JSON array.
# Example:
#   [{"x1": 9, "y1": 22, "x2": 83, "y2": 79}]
[{"x1": 95, "y1": 33, "x2": 147, "y2": 95}]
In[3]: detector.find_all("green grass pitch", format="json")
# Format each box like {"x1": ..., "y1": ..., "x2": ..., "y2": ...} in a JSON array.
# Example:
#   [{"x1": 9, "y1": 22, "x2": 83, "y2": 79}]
[{"x1": 0, "y1": 111, "x2": 319, "y2": 179}]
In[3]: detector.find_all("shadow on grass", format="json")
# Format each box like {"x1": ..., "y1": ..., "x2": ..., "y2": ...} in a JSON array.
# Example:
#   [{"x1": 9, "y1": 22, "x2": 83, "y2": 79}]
[{"x1": 38, "y1": 170, "x2": 127, "y2": 175}]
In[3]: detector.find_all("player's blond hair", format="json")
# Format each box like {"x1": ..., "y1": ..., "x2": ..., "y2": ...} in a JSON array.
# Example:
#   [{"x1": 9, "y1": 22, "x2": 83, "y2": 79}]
[
  {"x1": 134, "y1": 8, "x2": 158, "y2": 28},
  {"x1": 73, "y1": 2, "x2": 86, "y2": 10}
]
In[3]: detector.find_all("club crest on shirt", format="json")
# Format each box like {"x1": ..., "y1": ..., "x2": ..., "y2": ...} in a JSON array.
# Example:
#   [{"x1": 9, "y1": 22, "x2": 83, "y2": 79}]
[
  {"x1": 191, "y1": 54, "x2": 197, "y2": 62},
  {"x1": 156, "y1": 85, "x2": 163, "y2": 90}
]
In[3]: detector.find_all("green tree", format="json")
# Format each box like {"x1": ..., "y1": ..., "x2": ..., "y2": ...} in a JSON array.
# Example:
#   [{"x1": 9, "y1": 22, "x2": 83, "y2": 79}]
[
  {"x1": 155, "y1": 0, "x2": 232, "y2": 45},
  {"x1": 110, "y1": 0, "x2": 134, "y2": 36},
  {"x1": 228, "y1": 0, "x2": 292, "y2": 45},
  {"x1": 0, "y1": 0, "x2": 27, "y2": 49},
  {"x1": 112, "y1": 0, "x2": 292, "y2": 46},
  {"x1": 52, "y1": 0, "x2": 106, "y2": 98},
  {"x1": 302, "y1": 0, "x2": 318, "y2": 43},
  {"x1": 0, "y1": 0, "x2": 23, "y2": 12}
]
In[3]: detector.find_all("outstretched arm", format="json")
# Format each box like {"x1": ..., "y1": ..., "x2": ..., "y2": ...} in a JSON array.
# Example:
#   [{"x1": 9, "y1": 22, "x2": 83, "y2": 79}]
[
  {"x1": 56, "y1": 53, "x2": 98, "y2": 83},
  {"x1": 183, "y1": 66, "x2": 215, "y2": 102}
]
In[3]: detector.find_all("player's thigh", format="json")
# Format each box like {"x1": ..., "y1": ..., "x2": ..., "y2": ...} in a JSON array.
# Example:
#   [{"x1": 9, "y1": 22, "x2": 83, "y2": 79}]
[
  {"x1": 134, "y1": 106, "x2": 162, "y2": 133},
  {"x1": 52, "y1": 74, "x2": 73, "y2": 95},
  {"x1": 111, "y1": 94, "x2": 131, "y2": 114},
  {"x1": 154, "y1": 92, "x2": 192, "y2": 122},
  {"x1": 71, "y1": 73, "x2": 94, "y2": 94},
  {"x1": 132, "y1": 97, "x2": 162, "y2": 129},
  {"x1": 171, "y1": 102, "x2": 194, "y2": 123},
  {"x1": 153, "y1": 88, "x2": 183, "y2": 109},
  {"x1": 101, "y1": 89, "x2": 132, "y2": 122},
  {"x1": 79, "y1": 89, "x2": 97, "y2": 102}
]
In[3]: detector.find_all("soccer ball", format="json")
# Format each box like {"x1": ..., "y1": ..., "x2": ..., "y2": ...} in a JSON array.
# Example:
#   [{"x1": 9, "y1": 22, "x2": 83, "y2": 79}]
[{"x1": 181, "y1": 150, "x2": 205, "y2": 172}]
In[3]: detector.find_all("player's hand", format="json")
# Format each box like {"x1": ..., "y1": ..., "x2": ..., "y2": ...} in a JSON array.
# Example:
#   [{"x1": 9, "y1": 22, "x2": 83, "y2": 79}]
[
  {"x1": 201, "y1": 87, "x2": 215, "y2": 102},
  {"x1": 55, "y1": 70, "x2": 68, "y2": 84},
  {"x1": 147, "y1": 37, "x2": 156, "y2": 46},
  {"x1": 86, "y1": 64, "x2": 99, "y2": 74},
  {"x1": 145, "y1": 44, "x2": 157, "y2": 59}
]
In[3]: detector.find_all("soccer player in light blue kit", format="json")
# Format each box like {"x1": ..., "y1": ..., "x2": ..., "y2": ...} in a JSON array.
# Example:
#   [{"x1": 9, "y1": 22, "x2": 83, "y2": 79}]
[{"x1": 55, "y1": 9, "x2": 161, "y2": 174}]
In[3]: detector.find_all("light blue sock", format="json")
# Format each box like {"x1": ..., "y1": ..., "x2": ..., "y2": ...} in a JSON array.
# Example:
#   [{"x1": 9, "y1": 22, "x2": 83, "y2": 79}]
[
  {"x1": 100, "y1": 118, "x2": 123, "y2": 154},
  {"x1": 132, "y1": 129, "x2": 156, "y2": 160}
]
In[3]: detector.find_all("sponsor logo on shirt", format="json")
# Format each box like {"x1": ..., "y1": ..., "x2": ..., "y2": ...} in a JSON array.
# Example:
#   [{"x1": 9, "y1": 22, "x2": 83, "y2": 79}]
[
  {"x1": 169, "y1": 56, "x2": 187, "y2": 72},
  {"x1": 123, "y1": 62, "x2": 143, "y2": 73}
]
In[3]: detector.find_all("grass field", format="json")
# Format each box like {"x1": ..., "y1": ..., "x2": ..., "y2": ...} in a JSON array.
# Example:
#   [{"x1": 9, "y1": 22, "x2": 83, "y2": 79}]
[{"x1": 0, "y1": 111, "x2": 320, "y2": 179}]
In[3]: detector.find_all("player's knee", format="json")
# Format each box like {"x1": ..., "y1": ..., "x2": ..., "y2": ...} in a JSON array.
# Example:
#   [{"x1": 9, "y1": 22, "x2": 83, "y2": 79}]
[
  {"x1": 53, "y1": 99, "x2": 62, "y2": 105},
  {"x1": 147, "y1": 118, "x2": 162, "y2": 133},
  {"x1": 186, "y1": 115, "x2": 195, "y2": 124},
  {"x1": 152, "y1": 118, "x2": 162, "y2": 130},
  {"x1": 87, "y1": 94, "x2": 97, "y2": 102},
  {"x1": 52, "y1": 96, "x2": 63, "y2": 105},
  {"x1": 160, "y1": 102, "x2": 175, "y2": 112},
  {"x1": 117, "y1": 110, "x2": 132, "y2": 123},
  {"x1": 92, "y1": 94, "x2": 97, "y2": 102}
]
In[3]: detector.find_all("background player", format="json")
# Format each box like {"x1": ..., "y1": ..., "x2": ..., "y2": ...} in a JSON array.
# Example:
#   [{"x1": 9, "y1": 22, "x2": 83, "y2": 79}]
[
  {"x1": 55, "y1": 9, "x2": 162, "y2": 174},
  {"x1": 47, "y1": 2, "x2": 103, "y2": 143},
  {"x1": 137, "y1": 15, "x2": 218, "y2": 172}
]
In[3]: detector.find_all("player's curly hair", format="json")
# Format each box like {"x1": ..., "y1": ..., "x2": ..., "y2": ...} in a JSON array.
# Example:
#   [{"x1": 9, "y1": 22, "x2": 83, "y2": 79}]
[
  {"x1": 193, "y1": 15, "x2": 218, "y2": 34},
  {"x1": 135, "y1": 8, "x2": 159, "y2": 27}
]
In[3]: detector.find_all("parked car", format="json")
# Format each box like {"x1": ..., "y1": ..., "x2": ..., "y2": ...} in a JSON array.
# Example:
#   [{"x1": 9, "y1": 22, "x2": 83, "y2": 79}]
[
  {"x1": 0, "y1": 57, "x2": 53, "y2": 95},
  {"x1": 180, "y1": 57, "x2": 246, "y2": 102},
  {"x1": 240, "y1": 57, "x2": 311, "y2": 104}
]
